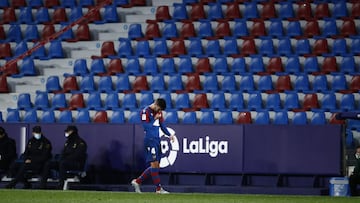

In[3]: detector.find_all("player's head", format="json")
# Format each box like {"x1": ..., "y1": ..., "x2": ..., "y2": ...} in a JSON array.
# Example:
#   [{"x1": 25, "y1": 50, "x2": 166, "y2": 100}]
[{"x1": 154, "y1": 98, "x2": 167, "y2": 111}]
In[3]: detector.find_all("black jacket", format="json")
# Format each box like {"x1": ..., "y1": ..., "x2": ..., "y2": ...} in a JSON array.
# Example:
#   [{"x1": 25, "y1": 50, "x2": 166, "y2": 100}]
[
  {"x1": 0, "y1": 134, "x2": 17, "y2": 168},
  {"x1": 61, "y1": 132, "x2": 87, "y2": 165},
  {"x1": 354, "y1": 158, "x2": 360, "y2": 177},
  {"x1": 23, "y1": 135, "x2": 52, "y2": 164}
]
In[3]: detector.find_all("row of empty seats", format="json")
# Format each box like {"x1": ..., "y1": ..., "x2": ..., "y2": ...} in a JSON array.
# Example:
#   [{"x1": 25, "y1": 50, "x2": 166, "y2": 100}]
[
  {"x1": 15, "y1": 90, "x2": 360, "y2": 112},
  {"x1": 44, "y1": 73, "x2": 360, "y2": 94},
  {"x1": 2, "y1": 107, "x2": 344, "y2": 125}
]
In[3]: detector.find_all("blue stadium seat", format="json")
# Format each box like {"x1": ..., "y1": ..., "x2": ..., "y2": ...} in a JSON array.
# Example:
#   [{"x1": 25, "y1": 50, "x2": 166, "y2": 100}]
[
  {"x1": 150, "y1": 74, "x2": 165, "y2": 92},
  {"x1": 340, "y1": 94, "x2": 356, "y2": 111},
  {"x1": 321, "y1": 92, "x2": 337, "y2": 111},
  {"x1": 172, "y1": 3, "x2": 188, "y2": 21},
  {"x1": 73, "y1": 59, "x2": 89, "y2": 76},
  {"x1": 284, "y1": 92, "x2": 300, "y2": 110},
  {"x1": 24, "y1": 25, "x2": 39, "y2": 42},
  {"x1": 102, "y1": 5, "x2": 119, "y2": 23},
  {"x1": 135, "y1": 40, "x2": 151, "y2": 57},
  {"x1": 203, "y1": 73, "x2": 219, "y2": 92},
  {"x1": 90, "y1": 59, "x2": 106, "y2": 75},
  {"x1": 105, "y1": 92, "x2": 120, "y2": 109},
  {"x1": 46, "y1": 76, "x2": 61, "y2": 92},
  {"x1": 221, "y1": 74, "x2": 237, "y2": 92},
  {"x1": 69, "y1": 6, "x2": 83, "y2": 22},
  {"x1": 6, "y1": 109, "x2": 20, "y2": 123},
  {"x1": 254, "y1": 111, "x2": 270, "y2": 124},
  {"x1": 80, "y1": 75, "x2": 95, "y2": 92},
  {"x1": 40, "y1": 110, "x2": 55, "y2": 123},
  {"x1": 58, "y1": 110, "x2": 72, "y2": 123},
  {"x1": 153, "y1": 38, "x2": 168, "y2": 56},
  {"x1": 162, "y1": 21, "x2": 178, "y2": 39},
  {"x1": 160, "y1": 58, "x2": 176, "y2": 74},
  {"x1": 23, "y1": 109, "x2": 38, "y2": 122},
  {"x1": 268, "y1": 19, "x2": 284, "y2": 37},
  {"x1": 11, "y1": 58, "x2": 37, "y2": 77},
  {"x1": 51, "y1": 93, "x2": 67, "y2": 109},
  {"x1": 113, "y1": 0, "x2": 128, "y2": 6},
  {"x1": 331, "y1": 74, "x2": 347, "y2": 91},
  {"x1": 47, "y1": 40, "x2": 64, "y2": 59},
  {"x1": 229, "y1": 92, "x2": 244, "y2": 110},
  {"x1": 17, "y1": 93, "x2": 32, "y2": 109},
  {"x1": 230, "y1": 57, "x2": 246, "y2": 73},
  {"x1": 34, "y1": 91, "x2": 49, "y2": 110},
  {"x1": 304, "y1": 57, "x2": 320, "y2": 73},
  {"x1": 143, "y1": 57, "x2": 158, "y2": 74},
  {"x1": 210, "y1": 92, "x2": 226, "y2": 110},
  {"x1": 199, "y1": 110, "x2": 215, "y2": 124},
  {"x1": 31, "y1": 42, "x2": 47, "y2": 59},
  {"x1": 205, "y1": 40, "x2": 221, "y2": 56},
  {"x1": 79, "y1": 0, "x2": 94, "y2": 7},
  {"x1": 14, "y1": 41, "x2": 28, "y2": 58},
  {"x1": 86, "y1": 92, "x2": 102, "y2": 110},
  {"x1": 159, "y1": 91, "x2": 172, "y2": 109},
  {"x1": 128, "y1": 23, "x2": 144, "y2": 40},
  {"x1": 213, "y1": 56, "x2": 228, "y2": 73},
  {"x1": 312, "y1": 75, "x2": 328, "y2": 92},
  {"x1": 259, "y1": 38, "x2": 275, "y2": 56},
  {"x1": 115, "y1": 74, "x2": 130, "y2": 91},
  {"x1": 98, "y1": 76, "x2": 113, "y2": 93},
  {"x1": 187, "y1": 37, "x2": 203, "y2": 56},
  {"x1": 18, "y1": 7, "x2": 33, "y2": 24},
  {"x1": 332, "y1": 1, "x2": 348, "y2": 18},
  {"x1": 182, "y1": 111, "x2": 197, "y2": 124},
  {"x1": 59, "y1": 23, "x2": 75, "y2": 41},
  {"x1": 139, "y1": 92, "x2": 154, "y2": 108},
  {"x1": 277, "y1": 37, "x2": 293, "y2": 56},
  {"x1": 257, "y1": 75, "x2": 273, "y2": 92},
  {"x1": 273, "y1": 111, "x2": 289, "y2": 125},
  {"x1": 218, "y1": 110, "x2": 233, "y2": 124},
  {"x1": 244, "y1": 2, "x2": 259, "y2": 19},
  {"x1": 0, "y1": 0, "x2": 9, "y2": 8},
  {"x1": 286, "y1": 21, "x2": 302, "y2": 37},
  {"x1": 6, "y1": 24, "x2": 22, "y2": 42},
  {"x1": 75, "y1": 110, "x2": 91, "y2": 123},
  {"x1": 164, "y1": 110, "x2": 178, "y2": 124},
  {"x1": 110, "y1": 110, "x2": 125, "y2": 123},
  {"x1": 168, "y1": 74, "x2": 184, "y2": 91},
  {"x1": 198, "y1": 19, "x2": 213, "y2": 38},
  {"x1": 278, "y1": 1, "x2": 294, "y2": 19},
  {"x1": 285, "y1": 56, "x2": 301, "y2": 73},
  {"x1": 125, "y1": 57, "x2": 141, "y2": 74},
  {"x1": 223, "y1": 37, "x2": 239, "y2": 56},
  {"x1": 332, "y1": 39, "x2": 347, "y2": 56},
  {"x1": 233, "y1": 19, "x2": 249, "y2": 37},
  {"x1": 61, "y1": 0, "x2": 76, "y2": 7},
  {"x1": 239, "y1": 74, "x2": 255, "y2": 92},
  {"x1": 127, "y1": 110, "x2": 141, "y2": 124},
  {"x1": 247, "y1": 91, "x2": 263, "y2": 110},
  {"x1": 208, "y1": 2, "x2": 223, "y2": 20},
  {"x1": 351, "y1": 38, "x2": 360, "y2": 54},
  {"x1": 310, "y1": 111, "x2": 326, "y2": 125},
  {"x1": 249, "y1": 56, "x2": 265, "y2": 73},
  {"x1": 118, "y1": 38, "x2": 133, "y2": 57},
  {"x1": 295, "y1": 39, "x2": 311, "y2": 55},
  {"x1": 294, "y1": 74, "x2": 310, "y2": 92},
  {"x1": 122, "y1": 93, "x2": 137, "y2": 109},
  {"x1": 322, "y1": 18, "x2": 338, "y2": 37},
  {"x1": 265, "y1": 93, "x2": 281, "y2": 110},
  {"x1": 175, "y1": 93, "x2": 190, "y2": 109},
  {"x1": 292, "y1": 111, "x2": 307, "y2": 125},
  {"x1": 339, "y1": 56, "x2": 356, "y2": 73}
]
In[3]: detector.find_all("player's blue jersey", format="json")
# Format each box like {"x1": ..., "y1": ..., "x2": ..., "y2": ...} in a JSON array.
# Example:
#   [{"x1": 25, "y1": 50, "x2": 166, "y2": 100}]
[{"x1": 141, "y1": 106, "x2": 171, "y2": 141}]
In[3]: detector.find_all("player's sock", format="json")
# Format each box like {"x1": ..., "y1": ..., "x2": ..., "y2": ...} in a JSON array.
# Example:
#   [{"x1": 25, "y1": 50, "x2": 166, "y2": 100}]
[
  {"x1": 137, "y1": 167, "x2": 151, "y2": 184},
  {"x1": 150, "y1": 167, "x2": 161, "y2": 191}
]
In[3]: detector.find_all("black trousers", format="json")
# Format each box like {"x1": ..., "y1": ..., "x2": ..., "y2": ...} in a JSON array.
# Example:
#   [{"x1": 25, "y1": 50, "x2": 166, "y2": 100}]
[
  {"x1": 349, "y1": 174, "x2": 360, "y2": 196},
  {"x1": 41, "y1": 159, "x2": 82, "y2": 188},
  {"x1": 7, "y1": 161, "x2": 44, "y2": 186}
]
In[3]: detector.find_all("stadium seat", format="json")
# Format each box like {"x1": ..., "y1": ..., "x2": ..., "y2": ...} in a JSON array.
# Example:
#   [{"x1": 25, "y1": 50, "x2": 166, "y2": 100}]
[
  {"x1": 268, "y1": 19, "x2": 284, "y2": 37},
  {"x1": 225, "y1": 2, "x2": 241, "y2": 19},
  {"x1": 223, "y1": 37, "x2": 239, "y2": 56},
  {"x1": 304, "y1": 20, "x2": 320, "y2": 37},
  {"x1": 265, "y1": 93, "x2": 281, "y2": 110},
  {"x1": 14, "y1": 41, "x2": 29, "y2": 58},
  {"x1": 190, "y1": 3, "x2": 206, "y2": 21},
  {"x1": 17, "y1": 58, "x2": 37, "y2": 77},
  {"x1": 322, "y1": 18, "x2": 338, "y2": 37},
  {"x1": 110, "y1": 110, "x2": 125, "y2": 123},
  {"x1": 321, "y1": 57, "x2": 337, "y2": 73},
  {"x1": 333, "y1": 1, "x2": 348, "y2": 18},
  {"x1": 261, "y1": 2, "x2": 276, "y2": 19},
  {"x1": 0, "y1": 43, "x2": 12, "y2": 59},
  {"x1": 93, "y1": 111, "x2": 108, "y2": 123},
  {"x1": 122, "y1": 93, "x2": 137, "y2": 109},
  {"x1": 159, "y1": 91, "x2": 172, "y2": 109},
  {"x1": 244, "y1": 2, "x2": 259, "y2": 19},
  {"x1": 105, "y1": 92, "x2": 120, "y2": 109},
  {"x1": 304, "y1": 57, "x2": 320, "y2": 73},
  {"x1": 31, "y1": 42, "x2": 47, "y2": 59},
  {"x1": 277, "y1": 37, "x2": 293, "y2": 56},
  {"x1": 320, "y1": 92, "x2": 337, "y2": 111},
  {"x1": 229, "y1": 92, "x2": 244, "y2": 111},
  {"x1": 128, "y1": 24, "x2": 144, "y2": 40},
  {"x1": 125, "y1": 57, "x2": 141, "y2": 75},
  {"x1": 340, "y1": 94, "x2": 356, "y2": 111},
  {"x1": 160, "y1": 58, "x2": 176, "y2": 74},
  {"x1": 250, "y1": 21, "x2": 266, "y2": 37},
  {"x1": 197, "y1": 19, "x2": 213, "y2": 39},
  {"x1": 90, "y1": 59, "x2": 106, "y2": 75},
  {"x1": 172, "y1": 3, "x2": 188, "y2": 21},
  {"x1": 302, "y1": 93, "x2": 320, "y2": 110},
  {"x1": 79, "y1": 75, "x2": 95, "y2": 92},
  {"x1": 46, "y1": 76, "x2": 62, "y2": 93},
  {"x1": 115, "y1": 74, "x2": 130, "y2": 92},
  {"x1": 259, "y1": 38, "x2": 275, "y2": 56},
  {"x1": 51, "y1": 93, "x2": 67, "y2": 109},
  {"x1": 241, "y1": 39, "x2": 257, "y2": 56},
  {"x1": 221, "y1": 74, "x2": 237, "y2": 92},
  {"x1": 47, "y1": 40, "x2": 64, "y2": 59},
  {"x1": 86, "y1": 92, "x2": 102, "y2": 110},
  {"x1": 295, "y1": 39, "x2": 311, "y2": 55},
  {"x1": 218, "y1": 110, "x2": 233, "y2": 124},
  {"x1": 257, "y1": 75, "x2": 273, "y2": 92},
  {"x1": 254, "y1": 111, "x2": 270, "y2": 124},
  {"x1": 247, "y1": 91, "x2": 263, "y2": 110},
  {"x1": 314, "y1": 3, "x2": 330, "y2": 19},
  {"x1": 210, "y1": 92, "x2": 226, "y2": 110},
  {"x1": 102, "y1": 5, "x2": 119, "y2": 23},
  {"x1": 331, "y1": 74, "x2": 347, "y2": 92},
  {"x1": 185, "y1": 74, "x2": 201, "y2": 92},
  {"x1": 273, "y1": 111, "x2": 289, "y2": 125},
  {"x1": 351, "y1": 2, "x2": 360, "y2": 18},
  {"x1": 332, "y1": 38, "x2": 348, "y2": 56},
  {"x1": 69, "y1": 6, "x2": 83, "y2": 22},
  {"x1": 215, "y1": 21, "x2": 231, "y2": 39},
  {"x1": 169, "y1": 39, "x2": 186, "y2": 56},
  {"x1": 213, "y1": 56, "x2": 228, "y2": 73},
  {"x1": 153, "y1": 38, "x2": 168, "y2": 56},
  {"x1": 45, "y1": 0, "x2": 60, "y2": 7},
  {"x1": 6, "y1": 109, "x2": 20, "y2": 123},
  {"x1": 313, "y1": 39, "x2": 329, "y2": 56},
  {"x1": 24, "y1": 25, "x2": 39, "y2": 42},
  {"x1": 312, "y1": 75, "x2": 328, "y2": 92},
  {"x1": 192, "y1": 93, "x2": 209, "y2": 109},
  {"x1": 139, "y1": 92, "x2": 154, "y2": 108},
  {"x1": 132, "y1": 76, "x2": 149, "y2": 92},
  {"x1": 23, "y1": 110, "x2": 38, "y2": 123},
  {"x1": 202, "y1": 74, "x2": 218, "y2": 92},
  {"x1": 340, "y1": 19, "x2": 357, "y2": 37},
  {"x1": 2, "y1": 8, "x2": 16, "y2": 24},
  {"x1": 73, "y1": 59, "x2": 89, "y2": 76},
  {"x1": 144, "y1": 22, "x2": 161, "y2": 40},
  {"x1": 230, "y1": 57, "x2": 246, "y2": 73},
  {"x1": 62, "y1": 76, "x2": 79, "y2": 93},
  {"x1": 58, "y1": 110, "x2": 72, "y2": 123},
  {"x1": 310, "y1": 111, "x2": 326, "y2": 125},
  {"x1": 0, "y1": 0, "x2": 9, "y2": 8},
  {"x1": 175, "y1": 93, "x2": 191, "y2": 109},
  {"x1": 34, "y1": 91, "x2": 50, "y2": 110},
  {"x1": 17, "y1": 93, "x2": 32, "y2": 110},
  {"x1": 143, "y1": 57, "x2": 158, "y2": 74},
  {"x1": 239, "y1": 74, "x2": 255, "y2": 92},
  {"x1": 266, "y1": 57, "x2": 283, "y2": 73},
  {"x1": 75, "y1": 110, "x2": 91, "y2": 123},
  {"x1": 275, "y1": 75, "x2": 292, "y2": 92},
  {"x1": 296, "y1": 2, "x2": 312, "y2": 19},
  {"x1": 59, "y1": 24, "x2": 75, "y2": 41},
  {"x1": 284, "y1": 92, "x2": 300, "y2": 110},
  {"x1": 69, "y1": 94, "x2": 85, "y2": 110},
  {"x1": 162, "y1": 21, "x2": 178, "y2": 39},
  {"x1": 291, "y1": 112, "x2": 307, "y2": 125},
  {"x1": 52, "y1": 8, "x2": 67, "y2": 23},
  {"x1": 164, "y1": 110, "x2": 178, "y2": 124},
  {"x1": 199, "y1": 110, "x2": 215, "y2": 124},
  {"x1": 40, "y1": 110, "x2": 56, "y2": 123},
  {"x1": 180, "y1": 22, "x2": 196, "y2": 39},
  {"x1": 117, "y1": 38, "x2": 132, "y2": 57},
  {"x1": 107, "y1": 59, "x2": 124, "y2": 75},
  {"x1": 187, "y1": 37, "x2": 203, "y2": 57},
  {"x1": 18, "y1": 7, "x2": 33, "y2": 24},
  {"x1": 34, "y1": 8, "x2": 50, "y2": 24},
  {"x1": 134, "y1": 40, "x2": 151, "y2": 57},
  {"x1": 350, "y1": 75, "x2": 360, "y2": 92},
  {"x1": 293, "y1": 74, "x2": 310, "y2": 92},
  {"x1": 98, "y1": 41, "x2": 116, "y2": 58},
  {"x1": 286, "y1": 21, "x2": 302, "y2": 37},
  {"x1": 208, "y1": 2, "x2": 223, "y2": 20},
  {"x1": 351, "y1": 38, "x2": 360, "y2": 54},
  {"x1": 233, "y1": 19, "x2": 249, "y2": 38},
  {"x1": 249, "y1": 56, "x2": 265, "y2": 73},
  {"x1": 182, "y1": 111, "x2": 197, "y2": 124},
  {"x1": 195, "y1": 57, "x2": 211, "y2": 73},
  {"x1": 236, "y1": 111, "x2": 252, "y2": 124},
  {"x1": 6, "y1": 24, "x2": 22, "y2": 42}
]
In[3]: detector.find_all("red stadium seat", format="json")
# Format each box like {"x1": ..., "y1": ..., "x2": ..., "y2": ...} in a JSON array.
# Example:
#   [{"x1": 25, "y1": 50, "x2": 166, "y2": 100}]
[
  {"x1": 107, "y1": 58, "x2": 124, "y2": 75},
  {"x1": 62, "y1": 76, "x2": 79, "y2": 93},
  {"x1": 340, "y1": 19, "x2": 357, "y2": 37},
  {"x1": 69, "y1": 94, "x2": 85, "y2": 110},
  {"x1": 45, "y1": 0, "x2": 60, "y2": 7},
  {"x1": 241, "y1": 39, "x2": 257, "y2": 56},
  {"x1": 0, "y1": 75, "x2": 9, "y2": 93},
  {"x1": 236, "y1": 112, "x2": 252, "y2": 124},
  {"x1": 266, "y1": 57, "x2": 284, "y2": 74},
  {"x1": 296, "y1": 2, "x2": 312, "y2": 19},
  {"x1": 302, "y1": 93, "x2": 320, "y2": 110},
  {"x1": 75, "y1": 24, "x2": 91, "y2": 41},
  {"x1": 155, "y1": 5, "x2": 171, "y2": 22},
  {"x1": 41, "y1": 24, "x2": 56, "y2": 40},
  {"x1": 250, "y1": 20, "x2": 266, "y2": 37},
  {"x1": 170, "y1": 39, "x2": 186, "y2": 56},
  {"x1": 192, "y1": 93, "x2": 209, "y2": 110},
  {"x1": 304, "y1": 20, "x2": 320, "y2": 37},
  {"x1": 225, "y1": 2, "x2": 241, "y2": 20},
  {"x1": 321, "y1": 57, "x2": 338, "y2": 73},
  {"x1": 180, "y1": 21, "x2": 196, "y2": 39},
  {"x1": 99, "y1": 41, "x2": 116, "y2": 58},
  {"x1": 132, "y1": 75, "x2": 149, "y2": 92},
  {"x1": 314, "y1": 3, "x2": 330, "y2": 19},
  {"x1": 145, "y1": 22, "x2": 161, "y2": 40},
  {"x1": 52, "y1": 8, "x2": 68, "y2": 23},
  {"x1": 350, "y1": 75, "x2": 360, "y2": 92},
  {"x1": 94, "y1": 111, "x2": 108, "y2": 123},
  {"x1": 190, "y1": 3, "x2": 206, "y2": 20},
  {"x1": 185, "y1": 73, "x2": 202, "y2": 92},
  {"x1": 275, "y1": 75, "x2": 292, "y2": 92},
  {"x1": 260, "y1": 2, "x2": 276, "y2": 19},
  {"x1": 215, "y1": 21, "x2": 231, "y2": 39},
  {"x1": 11, "y1": 0, "x2": 27, "y2": 8},
  {"x1": 0, "y1": 43, "x2": 12, "y2": 59},
  {"x1": 313, "y1": 39, "x2": 329, "y2": 55},
  {"x1": 195, "y1": 57, "x2": 212, "y2": 73},
  {"x1": 351, "y1": 2, "x2": 360, "y2": 18},
  {"x1": 2, "y1": 7, "x2": 16, "y2": 24}
]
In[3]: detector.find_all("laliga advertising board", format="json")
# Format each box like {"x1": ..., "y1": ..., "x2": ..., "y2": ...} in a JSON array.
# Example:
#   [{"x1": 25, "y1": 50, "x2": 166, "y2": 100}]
[{"x1": 157, "y1": 125, "x2": 244, "y2": 173}]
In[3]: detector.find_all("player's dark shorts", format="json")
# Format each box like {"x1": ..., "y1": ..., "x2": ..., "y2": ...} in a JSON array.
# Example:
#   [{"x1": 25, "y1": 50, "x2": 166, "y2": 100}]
[{"x1": 144, "y1": 138, "x2": 161, "y2": 164}]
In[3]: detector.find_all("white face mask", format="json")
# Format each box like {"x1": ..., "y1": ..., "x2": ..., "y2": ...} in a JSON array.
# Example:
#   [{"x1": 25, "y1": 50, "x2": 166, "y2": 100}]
[
  {"x1": 65, "y1": 132, "x2": 70, "y2": 138},
  {"x1": 33, "y1": 133, "x2": 41, "y2": 140},
  {"x1": 355, "y1": 153, "x2": 360, "y2": 159}
]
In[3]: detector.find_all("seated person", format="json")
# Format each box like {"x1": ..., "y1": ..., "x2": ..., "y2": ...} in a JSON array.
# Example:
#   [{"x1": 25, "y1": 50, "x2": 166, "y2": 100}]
[
  {"x1": 5, "y1": 126, "x2": 52, "y2": 189},
  {"x1": 0, "y1": 127, "x2": 17, "y2": 174},
  {"x1": 350, "y1": 145, "x2": 360, "y2": 196}
]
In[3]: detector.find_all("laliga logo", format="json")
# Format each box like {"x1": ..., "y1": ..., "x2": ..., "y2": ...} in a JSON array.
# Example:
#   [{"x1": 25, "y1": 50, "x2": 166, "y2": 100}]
[{"x1": 159, "y1": 127, "x2": 179, "y2": 168}]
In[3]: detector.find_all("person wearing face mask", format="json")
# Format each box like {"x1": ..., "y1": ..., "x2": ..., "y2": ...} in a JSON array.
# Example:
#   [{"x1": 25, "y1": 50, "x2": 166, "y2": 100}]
[
  {"x1": 5, "y1": 126, "x2": 52, "y2": 189},
  {"x1": 0, "y1": 127, "x2": 17, "y2": 174},
  {"x1": 350, "y1": 145, "x2": 360, "y2": 196}
]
